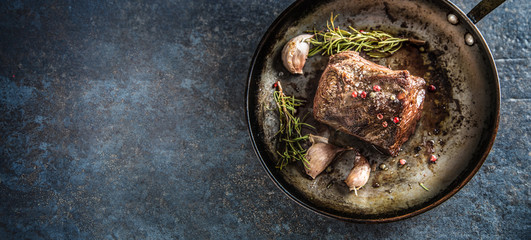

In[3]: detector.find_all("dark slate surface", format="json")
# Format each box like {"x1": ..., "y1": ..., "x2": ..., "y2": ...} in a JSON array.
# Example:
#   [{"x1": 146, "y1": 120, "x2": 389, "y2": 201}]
[{"x1": 0, "y1": 0, "x2": 529, "y2": 239}]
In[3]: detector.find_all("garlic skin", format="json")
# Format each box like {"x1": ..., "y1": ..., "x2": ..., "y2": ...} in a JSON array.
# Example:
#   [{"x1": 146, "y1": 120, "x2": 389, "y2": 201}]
[
  {"x1": 282, "y1": 34, "x2": 313, "y2": 74},
  {"x1": 344, "y1": 154, "x2": 371, "y2": 195},
  {"x1": 305, "y1": 134, "x2": 345, "y2": 179}
]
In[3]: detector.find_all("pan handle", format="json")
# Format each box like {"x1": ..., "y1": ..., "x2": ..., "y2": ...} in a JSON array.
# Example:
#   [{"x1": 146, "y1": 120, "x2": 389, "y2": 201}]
[{"x1": 467, "y1": 0, "x2": 506, "y2": 24}]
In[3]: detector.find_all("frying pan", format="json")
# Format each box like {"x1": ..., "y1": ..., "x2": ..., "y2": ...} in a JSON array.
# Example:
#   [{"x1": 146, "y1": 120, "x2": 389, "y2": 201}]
[{"x1": 246, "y1": 0, "x2": 503, "y2": 222}]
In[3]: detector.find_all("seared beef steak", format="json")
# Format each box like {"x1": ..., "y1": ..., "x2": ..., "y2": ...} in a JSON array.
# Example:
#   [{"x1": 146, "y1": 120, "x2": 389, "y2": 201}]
[{"x1": 313, "y1": 51, "x2": 426, "y2": 156}]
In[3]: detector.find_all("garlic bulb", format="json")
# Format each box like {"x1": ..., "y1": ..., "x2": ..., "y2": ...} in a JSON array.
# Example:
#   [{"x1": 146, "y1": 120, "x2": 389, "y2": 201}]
[
  {"x1": 344, "y1": 154, "x2": 371, "y2": 196},
  {"x1": 305, "y1": 134, "x2": 345, "y2": 179},
  {"x1": 281, "y1": 34, "x2": 313, "y2": 74}
]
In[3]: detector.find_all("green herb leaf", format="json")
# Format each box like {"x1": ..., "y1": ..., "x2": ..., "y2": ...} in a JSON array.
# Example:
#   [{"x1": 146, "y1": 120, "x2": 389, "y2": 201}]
[{"x1": 419, "y1": 182, "x2": 430, "y2": 191}]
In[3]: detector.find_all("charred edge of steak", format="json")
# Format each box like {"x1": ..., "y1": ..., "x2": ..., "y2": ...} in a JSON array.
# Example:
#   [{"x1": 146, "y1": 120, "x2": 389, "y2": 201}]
[{"x1": 313, "y1": 51, "x2": 426, "y2": 156}]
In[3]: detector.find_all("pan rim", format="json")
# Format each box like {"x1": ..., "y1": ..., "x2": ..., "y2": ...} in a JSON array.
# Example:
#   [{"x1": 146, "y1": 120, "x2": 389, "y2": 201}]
[{"x1": 245, "y1": 0, "x2": 500, "y2": 223}]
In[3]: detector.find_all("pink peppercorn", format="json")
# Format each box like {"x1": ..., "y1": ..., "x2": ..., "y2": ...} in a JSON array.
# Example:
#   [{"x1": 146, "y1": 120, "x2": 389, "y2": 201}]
[
  {"x1": 399, "y1": 159, "x2": 406, "y2": 165},
  {"x1": 393, "y1": 117, "x2": 400, "y2": 124},
  {"x1": 430, "y1": 155, "x2": 437, "y2": 163}
]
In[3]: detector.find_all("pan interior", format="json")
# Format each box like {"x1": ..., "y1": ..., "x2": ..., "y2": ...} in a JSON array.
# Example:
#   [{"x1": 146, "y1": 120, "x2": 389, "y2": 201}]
[{"x1": 252, "y1": 0, "x2": 497, "y2": 219}]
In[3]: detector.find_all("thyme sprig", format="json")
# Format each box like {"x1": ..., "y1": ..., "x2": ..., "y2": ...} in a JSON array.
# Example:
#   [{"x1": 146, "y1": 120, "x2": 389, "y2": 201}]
[
  {"x1": 308, "y1": 13, "x2": 409, "y2": 58},
  {"x1": 273, "y1": 81, "x2": 314, "y2": 169}
]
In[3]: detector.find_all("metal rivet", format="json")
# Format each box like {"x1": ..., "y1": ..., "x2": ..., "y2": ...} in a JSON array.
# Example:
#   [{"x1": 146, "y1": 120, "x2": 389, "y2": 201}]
[
  {"x1": 465, "y1": 33, "x2": 474, "y2": 46},
  {"x1": 447, "y1": 14, "x2": 459, "y2": 25}
]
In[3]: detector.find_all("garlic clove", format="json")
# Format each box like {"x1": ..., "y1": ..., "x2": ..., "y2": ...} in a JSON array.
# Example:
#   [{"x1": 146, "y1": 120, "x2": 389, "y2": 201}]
[
  {"x1": 345, "y1": 154, "x2": 371, "y2": 195},
  {"x1": 282, "y1": 34, "x2": 313, "y2": 74},
  {"x1": 309, "y1": 133, "x2": 328, "y2": 144},
  {"x1": 305, "y1": 135, "x2": 345, "y2": 179}
]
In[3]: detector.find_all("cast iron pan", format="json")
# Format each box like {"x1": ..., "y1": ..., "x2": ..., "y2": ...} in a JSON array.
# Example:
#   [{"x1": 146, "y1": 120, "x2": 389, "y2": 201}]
[{"x1": 246, "y1": 0, "x2": 503, "y2": 223}]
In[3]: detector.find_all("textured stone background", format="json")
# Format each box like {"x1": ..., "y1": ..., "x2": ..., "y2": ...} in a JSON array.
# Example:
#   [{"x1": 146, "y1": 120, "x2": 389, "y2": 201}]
[{"x1": 0, "y1": 0, "x2": 529, "y2": 239}]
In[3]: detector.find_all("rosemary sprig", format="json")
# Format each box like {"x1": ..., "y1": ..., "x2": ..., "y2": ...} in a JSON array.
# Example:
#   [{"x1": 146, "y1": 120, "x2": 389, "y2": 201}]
[
  {"x1": 308, "y1": 13, "x2": 409, "y2": 58},
  {"x1": 273, "y1": 81, "x2": 314, "y2": 169}
]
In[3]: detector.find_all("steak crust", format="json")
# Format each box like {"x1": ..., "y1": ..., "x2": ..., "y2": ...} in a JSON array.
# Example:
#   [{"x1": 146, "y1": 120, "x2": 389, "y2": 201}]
[{"x1": 313, "y1": 51, "x2": 426, "y2": 156}]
